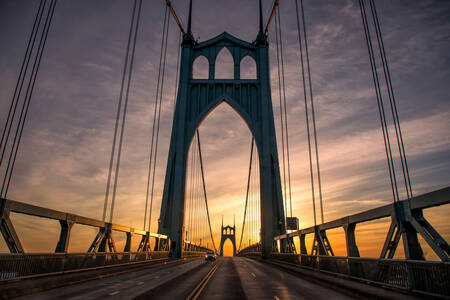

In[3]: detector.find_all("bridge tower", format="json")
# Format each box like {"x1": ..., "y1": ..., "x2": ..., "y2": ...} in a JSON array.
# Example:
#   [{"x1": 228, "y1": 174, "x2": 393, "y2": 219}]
[
  {"x1": 158, "y1": 1, "x2": 286, "y2": 258},
  {"x1": 219, "y1": 217, "x2": 237, "y2": 256},
  {"x1": 220, "y1": 225, "x2": 236, "y2": 256}
]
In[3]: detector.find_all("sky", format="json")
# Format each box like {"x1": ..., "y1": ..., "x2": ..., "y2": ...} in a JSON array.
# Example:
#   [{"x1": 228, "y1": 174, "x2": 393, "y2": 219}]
[{"x1": 0, "y1": 0, "x2": 449, "y2": 258}]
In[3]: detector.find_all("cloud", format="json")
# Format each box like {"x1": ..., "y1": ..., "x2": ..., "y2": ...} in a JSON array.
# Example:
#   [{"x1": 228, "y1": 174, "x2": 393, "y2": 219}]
[{"x1": 0, "y1": 0, "x2": 449, "y2": 256}]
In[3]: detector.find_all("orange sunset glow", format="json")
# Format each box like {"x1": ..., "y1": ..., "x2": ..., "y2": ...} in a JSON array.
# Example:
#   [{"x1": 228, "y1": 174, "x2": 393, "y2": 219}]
[{"x1": 1, "y1": 0, "x2": 449, "y2": 262}]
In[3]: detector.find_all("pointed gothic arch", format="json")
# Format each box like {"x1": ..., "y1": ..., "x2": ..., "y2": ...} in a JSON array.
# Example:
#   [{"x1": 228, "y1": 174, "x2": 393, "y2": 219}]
[
  {"x1": 186, "y1": 96, "x2": 257, "y2": 152},
  {"x1": 215, "y1": 47, "x2": 234, "y2": 79}
]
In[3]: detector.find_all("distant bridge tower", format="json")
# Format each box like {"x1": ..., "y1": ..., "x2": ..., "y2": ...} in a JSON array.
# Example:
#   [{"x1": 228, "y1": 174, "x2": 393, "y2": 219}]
[
  {"x1": 158, "y1": 1, "x2": 286, "y2": 258},
  {"x1": 219, "y1": 217, "x2": 236, "y2": 256}
]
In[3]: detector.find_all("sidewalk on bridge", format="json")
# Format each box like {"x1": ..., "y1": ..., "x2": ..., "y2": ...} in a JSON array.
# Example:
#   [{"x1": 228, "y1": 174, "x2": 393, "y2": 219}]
[{"x1": 258, "y1": 258, "x2": 432, "y2": 300}]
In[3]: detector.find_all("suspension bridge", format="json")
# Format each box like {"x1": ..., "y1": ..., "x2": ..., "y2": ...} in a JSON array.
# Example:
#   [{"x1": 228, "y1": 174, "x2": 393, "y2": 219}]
[{"x1": 0, "y1": 0, "x2": 449, "y2": 299}]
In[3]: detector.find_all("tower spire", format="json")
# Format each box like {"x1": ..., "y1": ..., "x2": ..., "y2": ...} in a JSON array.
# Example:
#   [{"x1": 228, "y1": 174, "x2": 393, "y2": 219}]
[
  {"x1": 259, "y1": 0, "x2": 263, "y2": 34},
  {"x1": 256, "y1": 0, "x2": 267, "y2": 44},
  {"x1": 187, "y1": 0, "x2": 193, "y2": 34}
]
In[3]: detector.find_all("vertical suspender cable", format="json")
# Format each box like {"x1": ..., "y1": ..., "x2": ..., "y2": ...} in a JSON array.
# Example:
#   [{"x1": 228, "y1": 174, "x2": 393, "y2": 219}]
[
  {"x1": 109, "y1": 0, "x2": 143, "y2": 223},
  {"x1": 276, "y1": 4, "x2": 293, "y2": 218},
  {"x1": 0, "y1": 0, "x2": 45, "y2": 167},
  {"x1": 274, "y1": 9, "x2": 288, "y2": 225},
  {"x1": 190, "y1": 138, "x2": 197, "y2": 242},
  {"x1": 294, "y1": 0, "x2": 317, "y2": 226},
  {"x1": 358, "y1": 0, "x2": 399, "y2": 203},
  {"x1": 300, "y1": 0, "x2": 325, "y2": 223},
  {"x1": 143, "y1": 5, "x2": 169, "y2": 230},
  {"x1": 1, "y1": 0, "x2": 58, "y2": 198},
  {"x1": 110, "y1": 0, "x2": 142, "y2": 223},
  {"x1": 196, "y1": 129, "x2": 217, "y2": 252},
  {"x1": 148, "y1": 5, "x2": 171, "y2": 233},
  {"x1": 238, "y1": 139, "x2": 254, "y2": 251},
  {"x1": 368, "y1": 0, "x2": 413, "y2": 199},
  {"x1": 103, "y1": 0, "x2": 138, "y2": 221}
]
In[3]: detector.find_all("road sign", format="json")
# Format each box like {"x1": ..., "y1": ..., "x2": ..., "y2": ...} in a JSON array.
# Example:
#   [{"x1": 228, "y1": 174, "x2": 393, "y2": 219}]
[{"x1": 286, "y1": 217, "x2": 299, "y2": 230}]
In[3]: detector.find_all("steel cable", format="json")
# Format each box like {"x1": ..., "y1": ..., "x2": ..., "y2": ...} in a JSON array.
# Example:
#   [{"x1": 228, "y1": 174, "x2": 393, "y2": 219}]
[
  {"x1": 368, "y1": 0, "x2": 413, "y2": 200},
  {"x1": 103, "y1": 0, "x2": 139, "y2": 221},
  {"x1": 276, "y1": 4, "x2": 293, "y2": 218},
  {"x1": 143, "y1": 5, "x2": 169, "y2": 230},
  {"x1": 359, "y1": 0, "x2": 399, "y2": 203},
  {"x1": 274, "y1": 10, "x2": 288, "y2": 225},
  {"x1": 294, "y1": 0, "x2": 317, "y2": 226},
  {"x1": 299, "y1": 0, "x2": 326, "y2": 223},
  {"x1": 109, "y1": 0, "x2": 143, "y2": 223},
  {"x1": 1, "y1": 0, "x2": 57, "y2": 198},
  {"x1": 238, "y1": 138, "x2": 254, "y2": 251},
  {"x1": 196, "y1": 130, "x2": 217, "y2": 252},
  {"x1": 0, "y1": 0, "x2": 46, "y2": 167},
  {"x1": 148, "y1": 6, "x2": 170, "y2": 233}
]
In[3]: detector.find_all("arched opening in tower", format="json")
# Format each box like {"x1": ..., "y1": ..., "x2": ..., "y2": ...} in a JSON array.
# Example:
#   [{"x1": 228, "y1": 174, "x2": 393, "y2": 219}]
[{"x1": 184, "y1": 102, "x2": 260, "y2": 252}]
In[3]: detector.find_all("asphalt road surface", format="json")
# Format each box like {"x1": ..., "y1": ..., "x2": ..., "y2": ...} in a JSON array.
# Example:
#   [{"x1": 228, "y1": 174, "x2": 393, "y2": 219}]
[{"x1": 14, "y1": 257, "x2": 421, "y2": 300}]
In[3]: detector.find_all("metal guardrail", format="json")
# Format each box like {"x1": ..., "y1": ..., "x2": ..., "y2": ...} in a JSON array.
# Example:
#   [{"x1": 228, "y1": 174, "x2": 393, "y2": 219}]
[
  {"x1": 271, "y1": 253, "x2": 450, "y2": 297},
  {"x1": 273, "y1": 187, "x2": 450, "y2": 261},
  {"x1": 0, "y1": 251, "x2": 170, "y2": 280},
  {"x1": 182, "y1": 251, "x2": 209, "y2": 258},
  {"x1": 0, "y1": 197, "x2": 168, "y2": 253}
]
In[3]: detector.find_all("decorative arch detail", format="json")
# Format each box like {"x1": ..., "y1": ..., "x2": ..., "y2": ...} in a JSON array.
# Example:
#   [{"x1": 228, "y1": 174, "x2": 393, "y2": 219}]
[
  {"x1": 240, "y1": 55, "x2": 257, "y2": 79},
  {"x1": 187, "y1": 95, "x2": 256, "y2": 147},
  {"x1": 192, "y1": 55, "x2": 209, "y2": 79},
  {"x1": 215, "y1": 47, "x2": 234, "y2": 79}
]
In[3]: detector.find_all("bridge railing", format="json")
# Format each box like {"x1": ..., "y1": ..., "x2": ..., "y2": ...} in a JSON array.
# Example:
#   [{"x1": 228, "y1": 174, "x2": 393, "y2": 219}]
[
  {"x1": 274, "y1": 187, "x2": 450, "y2": 261},
  {"x1": 270, "y1": 253, "x2": 450, "y2": 297},
  {"x1": 237, "y1": 243, "x2": 261, "y2": 256},
  {"x1": 0, "y1": 197, "x2": 168, "y2": 253},
  {"x1": 0, "y1": 251, "x2": 170, "y2": 280}
]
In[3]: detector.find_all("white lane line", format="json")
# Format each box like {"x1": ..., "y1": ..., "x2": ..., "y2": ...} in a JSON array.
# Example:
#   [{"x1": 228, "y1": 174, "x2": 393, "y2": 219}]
[
  {"x1": 251, "y1": 272, "x2": 256, "y2": 278},
  {"x1": 274, "y1": 296, "x2": 280, "y2": 300},
  {"x1": 137, "y1": 281, "x2": 144, "y2": 285},
  {"x1": 109, "y1": 291, "x2": 120, "y2": 296}
]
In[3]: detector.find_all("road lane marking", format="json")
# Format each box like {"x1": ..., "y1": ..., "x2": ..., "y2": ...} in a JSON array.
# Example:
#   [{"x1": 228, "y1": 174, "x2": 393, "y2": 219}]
[
  {"x1": 109, "y1": 291, "x2": 120, "y2": 296},
  {"x1": 251, "y1": 272, "x2": 256, "y2": 278},
  {"x1": 186, "y1": 261, "x2": 221, "y2": 300},
  {"x1": 137, "y1": 281, "x2": 144, "y2": 285}
]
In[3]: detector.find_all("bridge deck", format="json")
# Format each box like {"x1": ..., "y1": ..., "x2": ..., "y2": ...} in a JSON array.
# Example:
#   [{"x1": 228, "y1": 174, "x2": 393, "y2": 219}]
[{"x1": 2, "y1": 257, "x2": 424, "y2": 300}]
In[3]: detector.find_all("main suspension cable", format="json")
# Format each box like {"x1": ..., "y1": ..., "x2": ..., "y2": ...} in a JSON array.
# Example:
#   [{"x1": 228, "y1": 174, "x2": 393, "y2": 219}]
[{"x1": 173, "y1": 31, "x2": 181, "y2": 108}]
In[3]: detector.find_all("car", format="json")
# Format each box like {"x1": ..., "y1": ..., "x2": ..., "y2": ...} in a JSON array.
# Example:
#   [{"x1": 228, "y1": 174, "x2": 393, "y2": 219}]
[{"x1": 205, "y1": 251, "x2": 216, "y2": 261}]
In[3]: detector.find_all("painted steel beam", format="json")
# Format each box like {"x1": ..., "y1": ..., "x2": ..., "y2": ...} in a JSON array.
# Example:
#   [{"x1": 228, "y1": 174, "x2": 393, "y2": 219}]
[{"x1": 274, "y1": 186, "x2": 450, "y2": 241}]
